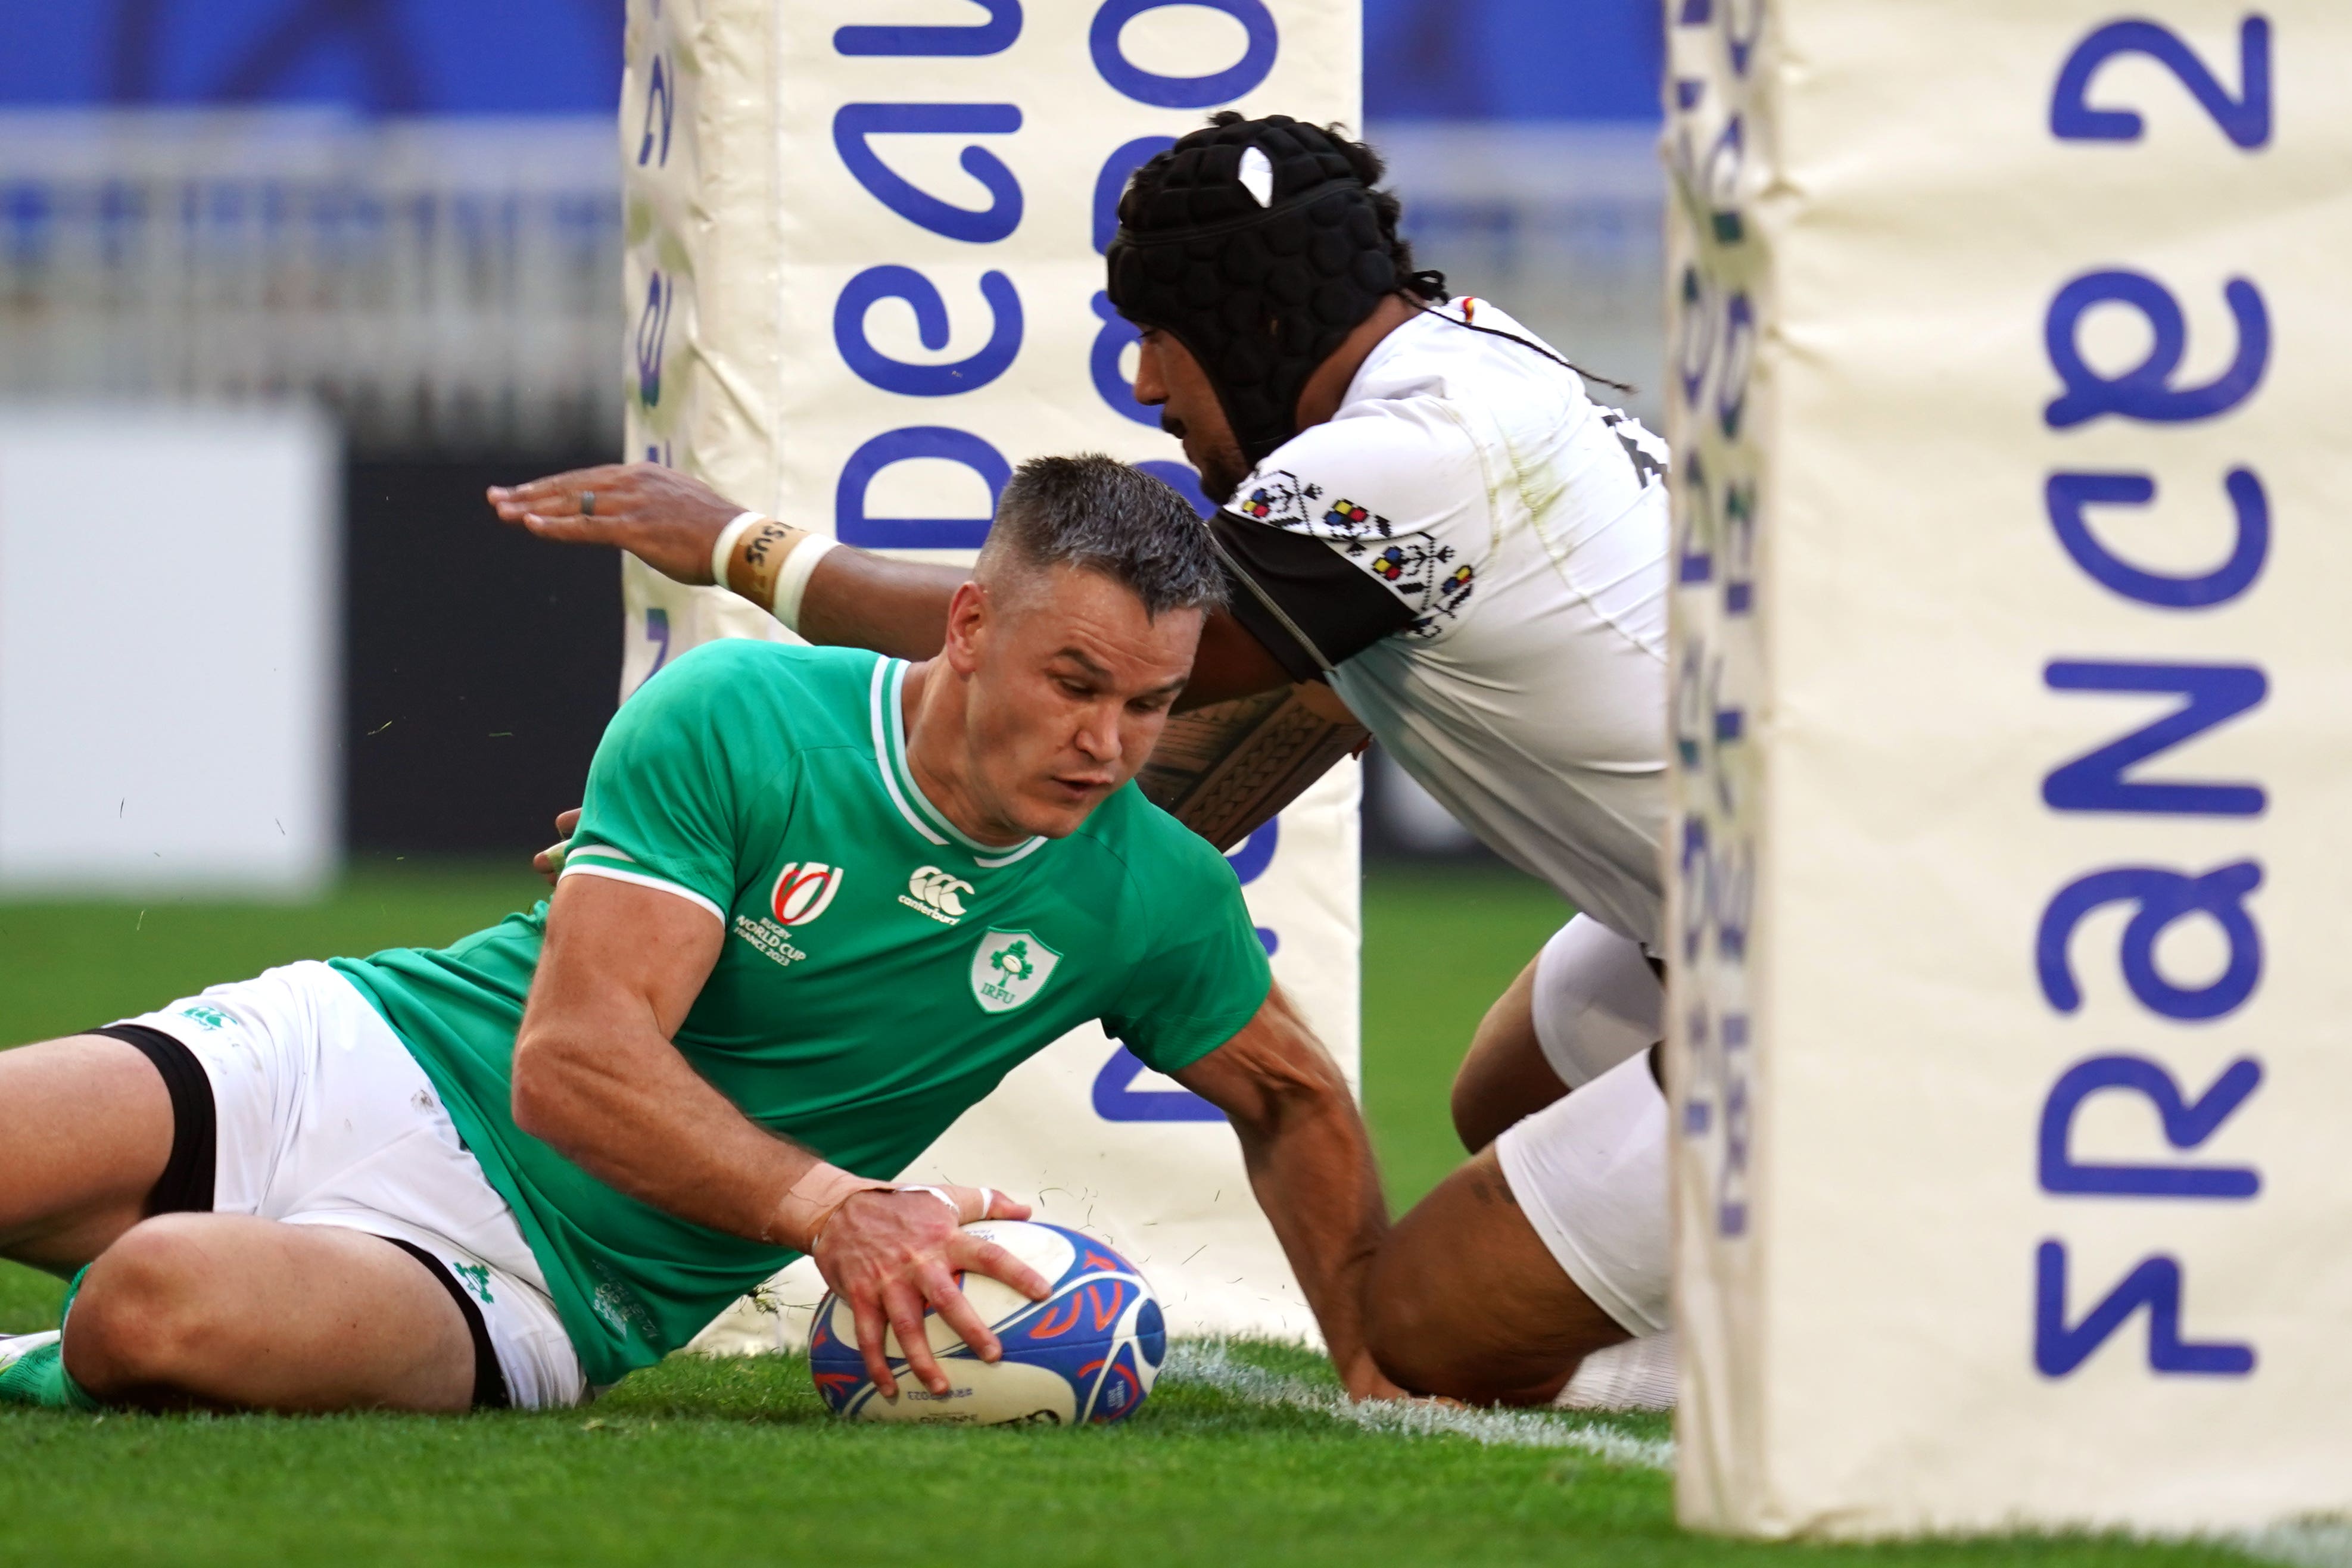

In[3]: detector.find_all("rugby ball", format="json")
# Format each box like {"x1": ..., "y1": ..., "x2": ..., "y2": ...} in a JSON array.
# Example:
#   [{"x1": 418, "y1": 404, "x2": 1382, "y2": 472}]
[{"x1": 809, "y1": 1220, "x2": 1165, "y2": 1426}]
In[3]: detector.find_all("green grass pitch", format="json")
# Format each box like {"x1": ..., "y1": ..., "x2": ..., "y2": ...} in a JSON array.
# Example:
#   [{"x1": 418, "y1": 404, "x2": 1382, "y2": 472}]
[{"x1": 0, "y1": 865, "x2": 2269, "y2": 1566}]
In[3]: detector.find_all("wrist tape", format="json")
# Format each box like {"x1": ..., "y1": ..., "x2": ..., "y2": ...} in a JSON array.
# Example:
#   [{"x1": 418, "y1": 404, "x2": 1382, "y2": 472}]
[{"x1": 713, "y1": 511, "x2": 841, "y2": 632}]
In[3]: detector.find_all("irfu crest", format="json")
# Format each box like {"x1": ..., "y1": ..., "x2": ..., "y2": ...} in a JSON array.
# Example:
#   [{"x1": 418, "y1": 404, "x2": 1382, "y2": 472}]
[{"x1": 970, "y1": 928, "x2": 1062, "y2": 1014}]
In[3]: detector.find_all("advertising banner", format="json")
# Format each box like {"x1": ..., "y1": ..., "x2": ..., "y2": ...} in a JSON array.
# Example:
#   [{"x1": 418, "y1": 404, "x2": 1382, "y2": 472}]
[
  {"x1": 618, "y1": 0, "x2": 1363, "y2": 1345},
  {"x1": 1666, "y1": 0, "x2": 2352, "y2": 1536}
]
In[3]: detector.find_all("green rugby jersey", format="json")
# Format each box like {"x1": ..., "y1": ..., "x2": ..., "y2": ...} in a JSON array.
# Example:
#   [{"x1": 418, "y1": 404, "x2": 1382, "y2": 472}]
[{"x1": 332, "y1": 640, "x2": 1271, "y2": 1388}]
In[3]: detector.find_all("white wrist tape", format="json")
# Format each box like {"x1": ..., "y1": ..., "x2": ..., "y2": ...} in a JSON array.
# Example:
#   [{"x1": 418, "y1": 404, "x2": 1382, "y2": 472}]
[
  {"x1": 771, "y1": 533, "x2": 840, "y2": 632},
  {"x1": 709, "y1": 510, "x2": 765, "y2": 591}
]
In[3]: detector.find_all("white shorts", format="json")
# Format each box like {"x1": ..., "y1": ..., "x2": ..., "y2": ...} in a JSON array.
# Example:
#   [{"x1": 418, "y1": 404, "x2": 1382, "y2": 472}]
[
  {"x1": 113, "y1": 961, "x2": 587, "y2": 1409},
  {"x1": 1529, "y1": 915, "x2": 1663, "y2": 1090},
  {"x1": 1496, "y1": 1048, "x2": 1671, "y2": 1338}
]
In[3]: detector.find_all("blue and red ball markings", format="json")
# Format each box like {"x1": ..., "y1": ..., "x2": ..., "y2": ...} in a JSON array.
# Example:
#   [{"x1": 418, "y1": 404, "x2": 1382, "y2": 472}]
[{"x1": 809, "y1": 1226, "x2": 1166, "y2": 1424}]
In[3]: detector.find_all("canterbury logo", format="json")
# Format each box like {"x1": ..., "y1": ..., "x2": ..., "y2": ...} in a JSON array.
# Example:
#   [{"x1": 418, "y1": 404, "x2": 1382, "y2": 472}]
[
  {"x1": 771, "y1": 862, "x2": 844, "y2": 926},
  {"x1": 901, "y1": 864, "x2": 974, "y2": 925}
]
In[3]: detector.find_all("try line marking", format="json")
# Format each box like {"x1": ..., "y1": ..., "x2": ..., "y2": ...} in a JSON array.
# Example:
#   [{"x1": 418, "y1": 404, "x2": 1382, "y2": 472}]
[{"x1": 1163, "y1": 1341, "x2": 1676, "y2": 1470}]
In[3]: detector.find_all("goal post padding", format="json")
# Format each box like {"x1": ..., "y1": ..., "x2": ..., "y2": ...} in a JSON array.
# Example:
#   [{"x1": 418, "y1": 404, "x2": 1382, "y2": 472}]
[
  {"x1": 616, "y1": 0, "x2": 1363, "y2": 1348},
  {"x1": 1666, "y1": 0, "x2": 2352, "y2": 1536}
]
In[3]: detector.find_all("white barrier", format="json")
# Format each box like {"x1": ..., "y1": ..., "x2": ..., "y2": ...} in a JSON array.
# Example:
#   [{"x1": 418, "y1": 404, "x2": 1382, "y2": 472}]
[
  {"x1": 1667, "y1": 0, "x2": 2352, "y2": 1538},
  {"x1": 618, "y1": 0, "x2": 1362, "y2": 1347},
  {"x1": 0, "y1": 404, "x2": 339, "y2": 896}
]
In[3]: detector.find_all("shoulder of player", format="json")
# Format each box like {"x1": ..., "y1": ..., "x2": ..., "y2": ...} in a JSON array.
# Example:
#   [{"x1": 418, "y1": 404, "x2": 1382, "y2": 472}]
[
  {"x1": 631, "y1": 640, "x2": 879, "y2": 746},
  {"x1": 1230, "y1": 400, "x2": 1483, "y2": 540},
  {"x1": 1059, "y1": 786, "x2": 1241, "y2": 905}
]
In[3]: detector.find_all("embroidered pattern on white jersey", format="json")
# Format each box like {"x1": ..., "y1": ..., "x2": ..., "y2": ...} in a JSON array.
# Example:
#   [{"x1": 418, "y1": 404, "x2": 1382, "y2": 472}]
[{"x1": 1236, "y1": 469, "x2": 1478, "y2": 638}]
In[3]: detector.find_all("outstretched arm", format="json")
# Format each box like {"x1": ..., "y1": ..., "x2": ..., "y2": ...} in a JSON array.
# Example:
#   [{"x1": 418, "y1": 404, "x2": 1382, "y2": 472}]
[
  {"x1": 515, "y1": 871, "x2": 1048, "y2": 1394},
  {"x1": 487, "y1": 462, "x2": 967, "y2": 660},
  {"x1": 490, "y1": 460, "x2": 1300, "y2": 690},
  {"x1": 1173, "y1": 983, "x2": 1403, "y2": 1400}
]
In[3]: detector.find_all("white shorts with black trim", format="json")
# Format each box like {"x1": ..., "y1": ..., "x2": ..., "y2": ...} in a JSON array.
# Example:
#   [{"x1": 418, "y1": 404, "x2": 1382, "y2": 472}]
[
  {"x1": 1495, "y1": 1047, "x2": 1671, "y2": 1339},
  {"x1": 113, "y1": 961, "x2": 588, "y2": 1409}
]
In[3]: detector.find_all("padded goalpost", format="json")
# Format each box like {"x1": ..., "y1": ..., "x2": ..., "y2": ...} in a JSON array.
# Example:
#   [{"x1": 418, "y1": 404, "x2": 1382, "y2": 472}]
[
  {"x1": 615, "y1": 0, "x2": 1363, "y2": 1349},
  {"x1": 1666, "y1": 0, "x2": 2352, "y2": 1536}
]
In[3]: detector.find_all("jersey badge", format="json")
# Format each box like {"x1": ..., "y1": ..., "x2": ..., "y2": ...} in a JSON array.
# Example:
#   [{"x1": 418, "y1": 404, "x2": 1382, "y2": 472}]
[
  {"x1": 900, "y1": 865, "x2": 974, "y2": 926},
  {"x1": 970, "y1": 929, "x2": 1062, "y2": 1014},
  {"x1": 771, "y1": 861, "x2": 845, "y2": 925}
]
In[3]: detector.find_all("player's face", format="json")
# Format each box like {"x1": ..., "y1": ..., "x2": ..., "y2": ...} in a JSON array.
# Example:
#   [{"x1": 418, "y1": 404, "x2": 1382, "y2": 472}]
[
  {"x1": 1132, "y1": 328, "x2": 1250, "y2": 506},
  {"x1": 956, "y1": 567, "x2": 1202, "y2": 840}
]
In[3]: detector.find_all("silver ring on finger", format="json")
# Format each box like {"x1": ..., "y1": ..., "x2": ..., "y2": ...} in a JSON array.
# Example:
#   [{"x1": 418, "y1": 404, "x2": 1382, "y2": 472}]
[{"x1": 581, "y1": 490, "x2": 596, "y2": 516}]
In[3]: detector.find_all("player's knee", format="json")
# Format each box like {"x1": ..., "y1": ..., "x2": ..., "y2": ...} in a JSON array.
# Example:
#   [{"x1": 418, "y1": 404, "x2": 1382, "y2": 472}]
[
  {"x1": 1363, "y1": 1226, "x2": 1464, "y2": 1396},
  {"x1": 1447, "y1": 1065, "x2": 1510, "y2": 1156},
  {"x1": 67, "y1": 1217, "x2": 225, "y2": 1392}
]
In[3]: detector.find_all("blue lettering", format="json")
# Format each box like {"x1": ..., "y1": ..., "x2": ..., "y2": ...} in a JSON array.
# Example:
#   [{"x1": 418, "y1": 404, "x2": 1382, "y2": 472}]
[
  {"x1": 1722, "y1": 479, "x2": 1756, "y2": 615},
  {"x1": 1093, "y1": 1048, "x2": 1225, "y2": 1123},
  {"x1": 2041, "y1": 662, "x2": 2267, "y2": 817},
  {"x1": 635, "y1": 271, "x2": 672, "y2": 407},
  {"x1": 1675, "y1": 265, "x2": 1716, "y2": 412},
  {"x1": 641, "y1": 607, "x2": 671, "y2": 680},
  {"x1": 2035, "y1": 1242, "x2": 2254, "y2": 1376},
  {"x1": 1089, "y1": 0, "x2": 1277, "y2": 110},
  {"x1": 834, "y1": 266, "x2": 1022, "y2": 397},
  {"x1": 2036, "y1": 861, "x2": 2263, "y2": 1020},
  {"x1": 2045, "y1": 270, "x2": 2269, "y2": 429},
  {"x1": 835, "y1": 0, "x2": 1021, "y2": 57},
  {"x1": 835, "y1": 426, "x2": 1010, "y2": 550},
  {"x1": 1675, "y1": 453, "x2": 1715, "y2": 584},
  {"x1": 1717, "y1": 1014, "x2": 1750, "y2": 1237},
  {"x1": 2052, "y1": 17, "x2": 2272, "y2": 150},
  {"x1": 833, "y1": 104, "x2": 1023, "y2": 244},
  {"x1": 2047, "y1": 469, "x2": 2268, "y2": 609},
  {"x1": 1717, "y1": 293, "x2": 1753, "y2": 435},
  {"x1": 637, "y1": 54, "x2": 672, "y2": 167},
  {"x1": 2039, "y1": 1055, "x2": 2262, "y2": 1198}
]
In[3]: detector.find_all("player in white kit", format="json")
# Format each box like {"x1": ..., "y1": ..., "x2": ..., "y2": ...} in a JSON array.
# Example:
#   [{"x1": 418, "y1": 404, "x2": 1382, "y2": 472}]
[{"x1": 490, "y1": 115, "x2": 1674, "y2": 1407}]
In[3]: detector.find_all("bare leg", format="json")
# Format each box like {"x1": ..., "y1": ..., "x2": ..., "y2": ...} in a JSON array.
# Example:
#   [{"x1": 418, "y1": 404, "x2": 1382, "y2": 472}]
[
  {"x1": 0, "y1": 1036, "x2": 175, "y2": 1274},
  {"x1": 65, "y1": 1214, "x2": 476, "y2": 1414},
  {"x1": 1364, "y1": 1146, "x2": 1628, "y2": 1406},
  {"x1": 1448, "y1": 956, "x2": 1568, "y2": 1154}
]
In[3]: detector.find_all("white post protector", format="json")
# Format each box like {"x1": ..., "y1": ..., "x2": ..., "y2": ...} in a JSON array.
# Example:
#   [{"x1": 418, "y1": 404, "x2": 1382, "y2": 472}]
[
  {"x1": 619, "y1": 0, "x2": 1363, "y2": 1345},
  {"x1": 1667, "y1": 0, "x2": 2352, "y2": 1538}
]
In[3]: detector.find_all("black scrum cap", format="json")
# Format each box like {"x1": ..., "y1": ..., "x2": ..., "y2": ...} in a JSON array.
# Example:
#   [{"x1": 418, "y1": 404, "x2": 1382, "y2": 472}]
[{"x1": 1105, "y1": 116, "x2": 1399, "y2": 466}]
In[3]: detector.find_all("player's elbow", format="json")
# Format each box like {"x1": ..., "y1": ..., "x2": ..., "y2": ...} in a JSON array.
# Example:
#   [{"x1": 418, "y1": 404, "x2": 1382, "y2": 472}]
[{"x1": 509, "y1": 1026, "x2": 588, "y2": 1144}]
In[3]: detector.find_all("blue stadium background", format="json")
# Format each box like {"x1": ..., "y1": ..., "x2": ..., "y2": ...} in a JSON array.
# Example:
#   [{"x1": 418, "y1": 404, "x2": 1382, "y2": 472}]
[{"x1": 0, "y1": 1, "x2": 1661, "y2": 121}]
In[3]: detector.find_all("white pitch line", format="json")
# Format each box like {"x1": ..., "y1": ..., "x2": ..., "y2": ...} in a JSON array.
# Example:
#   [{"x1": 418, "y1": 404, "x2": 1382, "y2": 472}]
[
  {"x1": 1162, "y1": 1341, "x2": 1675, "y2": 1470},
  {"x1": 2233, "y1": 1522, "x2": 2352, "y2": 1568}
]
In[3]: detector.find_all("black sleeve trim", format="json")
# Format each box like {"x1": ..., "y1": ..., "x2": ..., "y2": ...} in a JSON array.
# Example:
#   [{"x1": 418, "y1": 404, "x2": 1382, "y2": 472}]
[{"x1": 1207, "y1": 509, "x2": 1417, "y2": 682}]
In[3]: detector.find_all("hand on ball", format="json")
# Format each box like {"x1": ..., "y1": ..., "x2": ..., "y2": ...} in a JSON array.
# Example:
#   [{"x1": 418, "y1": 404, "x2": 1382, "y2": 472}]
[{"x1": 812, "y1": 1186, "x2": 1051, "y2": 1398}]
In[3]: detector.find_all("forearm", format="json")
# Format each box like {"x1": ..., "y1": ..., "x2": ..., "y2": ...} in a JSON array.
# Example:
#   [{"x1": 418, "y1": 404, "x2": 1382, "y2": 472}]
[
  {"x1": 512, "y1": 1006, "x2": 817, "y2": 1244},
  {"x1": 1233, "y1": 1087, "x2": 1390, "y2": 1370},
  {"x1": 795, "y1": 548, "x2": 969, "y2": 660}
]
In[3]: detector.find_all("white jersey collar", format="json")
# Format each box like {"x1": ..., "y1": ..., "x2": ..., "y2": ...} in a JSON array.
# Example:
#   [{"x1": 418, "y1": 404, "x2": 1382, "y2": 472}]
[{"x1": 867, "y1": 658, "x2": 1046, "y2": 869}]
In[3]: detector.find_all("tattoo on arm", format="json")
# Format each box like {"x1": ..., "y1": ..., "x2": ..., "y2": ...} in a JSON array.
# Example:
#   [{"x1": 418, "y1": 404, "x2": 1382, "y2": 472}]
[{"x1": 1137, "y1": 684, "x2": 1369, "y2": 851}]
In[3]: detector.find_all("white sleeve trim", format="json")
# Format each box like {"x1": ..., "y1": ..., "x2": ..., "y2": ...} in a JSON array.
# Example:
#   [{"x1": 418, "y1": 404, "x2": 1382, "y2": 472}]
[
  {"x1": 557, "y1": 861, "x2": 726, "y2": 924},
  {"x1": 568, "y1": 844, "x2": 638, "y2": 866}
]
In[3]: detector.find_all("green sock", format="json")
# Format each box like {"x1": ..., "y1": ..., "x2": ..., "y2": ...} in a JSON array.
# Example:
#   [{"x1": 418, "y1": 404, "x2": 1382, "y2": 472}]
[
  {"x1": 0, "y1": 1264, "x2": 102, "y2": 1411},
  {"x1": 0, "y1": 1339, "x2": 102, "y2": 1411}
]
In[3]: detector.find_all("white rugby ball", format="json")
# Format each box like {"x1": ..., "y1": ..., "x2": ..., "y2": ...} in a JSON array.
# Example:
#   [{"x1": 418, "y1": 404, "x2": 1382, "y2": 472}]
[{"x1": 809, "y1": 1220, "x2": 1165, "y2": 1426}]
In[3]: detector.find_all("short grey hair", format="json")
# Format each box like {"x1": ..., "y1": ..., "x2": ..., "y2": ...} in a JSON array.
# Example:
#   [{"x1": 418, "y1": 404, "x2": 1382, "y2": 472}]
[{"x1": 977, "y1": 454, "x2": 1226, "y2": 618}]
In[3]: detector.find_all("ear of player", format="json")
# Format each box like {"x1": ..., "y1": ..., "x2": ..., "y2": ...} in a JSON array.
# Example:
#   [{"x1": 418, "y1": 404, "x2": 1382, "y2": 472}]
[{"x1": 811, "y1": 1221, "x2": 1166, "y2": 1426}]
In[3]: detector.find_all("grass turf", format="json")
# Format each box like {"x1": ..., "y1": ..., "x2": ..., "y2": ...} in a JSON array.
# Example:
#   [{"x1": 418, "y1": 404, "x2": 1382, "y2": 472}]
[{"x1": 0, "y1": 866, "x2": 2265, "y2": 1566}]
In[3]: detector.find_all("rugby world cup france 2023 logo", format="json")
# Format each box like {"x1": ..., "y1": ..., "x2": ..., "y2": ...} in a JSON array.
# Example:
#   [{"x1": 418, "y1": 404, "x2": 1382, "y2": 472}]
[{"x1": 772, "y1": 862, "x2": 845, "y2": 926}]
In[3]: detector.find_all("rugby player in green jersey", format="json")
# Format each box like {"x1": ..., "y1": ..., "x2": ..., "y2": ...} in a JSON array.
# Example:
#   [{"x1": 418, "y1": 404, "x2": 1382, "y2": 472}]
[{"x1": 0, "y1": 456, "x2": 1399, "y2": 1414}]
